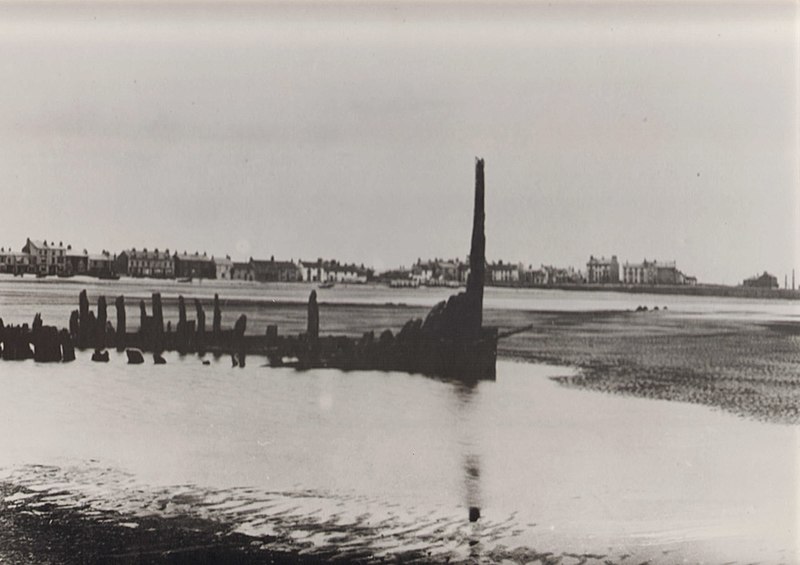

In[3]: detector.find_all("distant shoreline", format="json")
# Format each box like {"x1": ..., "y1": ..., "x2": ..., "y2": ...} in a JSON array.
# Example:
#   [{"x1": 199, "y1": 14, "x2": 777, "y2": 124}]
[
  {"x1": 1, "y1": 273, "x2": 798, "y2": 301},
  {"x1": 487, "y1": 282, "x2": 800, "y2": 301}
]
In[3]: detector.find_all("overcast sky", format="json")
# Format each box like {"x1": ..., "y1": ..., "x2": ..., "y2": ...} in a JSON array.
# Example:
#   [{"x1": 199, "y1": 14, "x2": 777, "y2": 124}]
[{"x1": 0, "y1": 1, "x2": 796, "y2": 284}]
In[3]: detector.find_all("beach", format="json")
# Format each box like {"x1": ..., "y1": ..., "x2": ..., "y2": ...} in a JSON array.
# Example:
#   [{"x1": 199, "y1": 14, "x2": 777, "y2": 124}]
[{"x1": 0, "y1": 280, "x2": 798, "y2": 564}]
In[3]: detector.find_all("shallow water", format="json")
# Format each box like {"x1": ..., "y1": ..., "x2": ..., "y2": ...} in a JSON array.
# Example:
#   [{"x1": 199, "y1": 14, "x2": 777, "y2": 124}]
[
  {"x1": 0, "y1": 276, "x2": 798, "y2": 333},
  {"x1": 0, "y1": 354, "x2": 796, "y2": 564}
]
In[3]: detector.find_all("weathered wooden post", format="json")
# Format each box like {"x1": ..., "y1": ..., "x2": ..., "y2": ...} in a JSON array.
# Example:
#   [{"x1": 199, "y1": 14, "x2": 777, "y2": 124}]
[
  {"x1": 307, "y1": 290, "x2": 320, "y2": 364},
  {"x1": 233, "y1": 314, "x2": 247, "y2": 368},
  {"x1": 69, "y1": 310, "x2": 79, "y2": 343},
  {"x1": 30, "y1": 315, "x2": 41, "y2": 360},
  {"x1": 115, "y1": 296, "x2": 126, "y2": 351},
  {"x1": 464, "y1": 157, "x2": 486, "y2": 339},
  {"x1": 186, "y1": 321, "x2": 195, "y2": 351},
  {"x1": 4, "y1": 326, "x2": 15, "y2": 360},
  {"x1": 86, "y1": 311, "x2": 97, "y2": 342},
  {"x1": 177, "y1": 295, "x2": 188, "y2": 354},
  {"x1": 23, "y1": 325, "x2": 35, "y2": 360},
  {"x1": 212, "y1": 293, "x2": 222, "y2": 344},
  {"x1": 5, "y1": 326, "x2": 33, "y2": 360},
  {"x1": 34, "y1": 325, "x2": 62, "y2": 363},
  {"x1": 96, "y1": 296, "x2": 107, "y2": 349},
  {"x1": 265, "y1": 324, "x2": 278, "y2": 345},
  {"x1": 78, "y1": 290, "x2": 90, "y2": 349},
  {"x1": 139, "y1": 299, "x2": 149, "y2": 349},
  {"x1": 195, "y1": 299, "x2": 206, "y2": 356},
  {"x1": 60, "y1": 329, "x2": 75, "y2": 362},
  {"x1": 307, "y1": 290, "x2": 319, "y2": 341},
  {"x1": 152, "y1": 292, "x2": 164, "y2": 353}
]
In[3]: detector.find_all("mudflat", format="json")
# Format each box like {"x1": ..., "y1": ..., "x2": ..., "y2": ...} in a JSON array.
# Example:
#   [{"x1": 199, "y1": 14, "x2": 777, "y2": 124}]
[{"x1": 488, "y1": 309, "x2": 800, "y2": 424}]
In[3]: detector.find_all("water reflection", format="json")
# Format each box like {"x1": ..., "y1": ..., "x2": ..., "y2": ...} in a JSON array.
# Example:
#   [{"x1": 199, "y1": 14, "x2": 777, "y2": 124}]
[{"x1": 448, "y1": 378, "x2": 485, "y2": 559}]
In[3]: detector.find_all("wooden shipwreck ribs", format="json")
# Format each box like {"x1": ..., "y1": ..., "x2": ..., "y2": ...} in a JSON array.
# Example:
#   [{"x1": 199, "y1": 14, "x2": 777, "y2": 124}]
[{"x1": 0, "y1": 159, "x2": 498, "y2": 380}]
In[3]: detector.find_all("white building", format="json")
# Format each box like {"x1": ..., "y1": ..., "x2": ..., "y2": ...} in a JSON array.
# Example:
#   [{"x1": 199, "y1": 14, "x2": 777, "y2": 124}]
[
  {"x1": 0, "y1": 248, "x2": 34, "y2": 274},
  {"x1": 215, "y1": 256, "x2": 233, "y2": 280},
  {"x1": 299, "y1": 260, "x2": 327, "y2": 282},
  {"x1": 22, "y1": 239, "x2": 67, "y2": 275},
  {"x1": 586, "y1": 255, "x2": 620, "y2": 284},
  {"x1": 328, "y1": 264, "x2": 368, "y2": 283},
  {"x1": 488, "y1": 261, "x2": 522, "y2": 284}
]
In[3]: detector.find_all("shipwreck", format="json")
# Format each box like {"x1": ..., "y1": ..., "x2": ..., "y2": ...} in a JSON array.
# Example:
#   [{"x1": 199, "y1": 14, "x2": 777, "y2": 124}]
[
  {"x1": 0, "y1": 159, "x2": 500, "y2": 381},
  {"x1": 276, "y1": 157, "x2": 497, "y2": 380}
]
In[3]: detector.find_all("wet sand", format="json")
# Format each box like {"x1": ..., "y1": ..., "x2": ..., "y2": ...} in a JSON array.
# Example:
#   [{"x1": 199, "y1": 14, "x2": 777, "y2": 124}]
[
  {"x1": 0, "y1": 481, "x2": 280, "y2": 565},
  {"x1": 0, "y1": 479, "x2": 610, "y2": 565},
  {"x1": 489, "y1": 309, "x2": 800, "y2": 424}
]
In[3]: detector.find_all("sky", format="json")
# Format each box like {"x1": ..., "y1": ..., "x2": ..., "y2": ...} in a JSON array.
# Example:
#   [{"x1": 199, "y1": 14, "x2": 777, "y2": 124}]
[{"x1": 0, "y1": 1, "x2": 796, "y2": 284}]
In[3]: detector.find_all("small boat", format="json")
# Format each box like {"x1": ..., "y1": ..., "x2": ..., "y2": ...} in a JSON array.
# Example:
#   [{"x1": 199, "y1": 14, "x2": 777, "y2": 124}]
[
  {"x1": 318, "y1": 281, "x2": 335, "y2": 289},
  {"x1": 178, "y1": 276, "x2": 193, "y2": 283}
]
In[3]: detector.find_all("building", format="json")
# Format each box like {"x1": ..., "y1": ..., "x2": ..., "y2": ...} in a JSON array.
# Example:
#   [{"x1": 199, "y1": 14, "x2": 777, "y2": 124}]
[
  {"x1": 250, "y1": 257, "x2": 302, "y2": 282},
  {"x1": 523, "y1": 267, "x2": 548, "y2": 286},
  {"x1": 88, "y1": 251, "x2": 116, "y2": 277},
  {"x1": 326, "y1": 261, "x2": 369, "y2": 283},
  {"x1": 520, "y1": 264, "x2": 582, "y2": 286},
  {"x1": 743, "y1": 271, "x2": 779, "y2": 289},
  {"x1": 623, "y1": 259, "x2": 695, "y2": 286},
  {"x1": 215, "y1": 256, "x2": 233, "y2": 280},
  {"x1": 299, "y1": 259, "x2": 327, "y2": 282},
  {"x1": 389, "y1": 277, "x2": 420, "y2": 288},
  {"x1": 586, "y1": 255, "x2": 620, "y2": 284},
  {"x1": 432, "y1": 260, "x2": 460, "y2": 283},
  {"x1": 22, "y1": 239, "x2": 67, "y2": 275},
  {"x1": 117, "y1": 248, "x2": 174, "y2": 278},
  {"x1": 411, "y1": 260, "x2": 435, "y2": 284},
  {"x1": 654, "y1": 263, "x2": 683, "y2": 285},
  {"x1": 65, "y1": 249, "x2": 89, "y2": 275},
  {"x1": 299, "y1": 259, "x2": 370, "y2": 283},
  {"x1": 623, "y1": 260, "x2": 657, "y2": 285},
  {"x1": 173, "y1": 252, "x2": 216, "y2": 279},
  {"x1": 0, "y1": 247, "x2": 35, "y2": 274},
  {"x1": 487, "y1": 261, "x2": 522, "y2": 284},
  {"x1": 411, "y1": 258, "x2": 465, "y2": 286},
  {"x1": 231, "y1": 261, "x2": 253, "y2": 281},
  {"x1": 457, "y1": 262, "x2": 471, "y2": 284},
  {"x1": 545, "y1": 265, "x2": 583, "y2": 285}
]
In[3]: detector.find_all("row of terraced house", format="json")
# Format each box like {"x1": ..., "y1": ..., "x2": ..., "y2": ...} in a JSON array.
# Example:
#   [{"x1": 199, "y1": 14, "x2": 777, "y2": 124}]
[
  {"x1": 0, "y1": 239, "x2": 372, "y2": 283},
  {"x1": 387, "y1": 255, "x2": 696, "y2": 287},
  {"x1": 0, "y1": 239, "x2": 117, "y2": 277},
  {"x1": 121, "y1": 251, "x2": 371, "y2": 282},
  {"x1": 230, "y1": 257, "x2": 372, "y2": 283},
  {"x1": 472, "y1": 255, "x2": 695, "y2": 287}
]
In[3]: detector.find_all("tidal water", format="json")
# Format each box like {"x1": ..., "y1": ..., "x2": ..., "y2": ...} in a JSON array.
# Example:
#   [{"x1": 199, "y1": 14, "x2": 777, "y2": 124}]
[
  {"x1": 1, "y1": 278, "x2": 798, "y2": 563},
  {"x1": 0, "y1": 352, "x2": 796, "y2": 564},
  {"x1": 0, "y1": 275, "x2": 798, "y2": 334}
]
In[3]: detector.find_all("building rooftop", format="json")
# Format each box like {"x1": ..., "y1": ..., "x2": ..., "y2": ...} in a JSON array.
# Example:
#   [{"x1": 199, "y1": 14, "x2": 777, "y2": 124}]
[
  {"x1": 27, "y1": 239, "x2": 67, "y2": 251},
  {"x1": 124, "y1": 249, "x2": 172, "y2": 260},
  {"x1": 174, "y1": 253, "x2": 214, "y2": 263}
]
